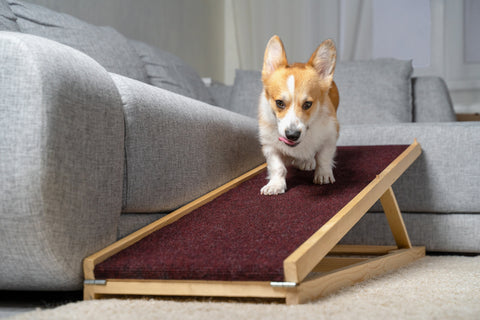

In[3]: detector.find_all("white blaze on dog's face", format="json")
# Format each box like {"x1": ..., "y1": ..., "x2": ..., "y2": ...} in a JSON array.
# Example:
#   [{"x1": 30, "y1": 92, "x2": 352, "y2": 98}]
[{"x1": 260, "y1": 36, "x2": 337, "y2": 147}]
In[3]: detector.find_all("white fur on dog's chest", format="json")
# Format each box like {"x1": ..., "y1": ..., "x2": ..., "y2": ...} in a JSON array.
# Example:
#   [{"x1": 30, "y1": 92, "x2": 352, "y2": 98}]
[{"x1": 278, "y1": 119, "x2": 336, "y2": 161}]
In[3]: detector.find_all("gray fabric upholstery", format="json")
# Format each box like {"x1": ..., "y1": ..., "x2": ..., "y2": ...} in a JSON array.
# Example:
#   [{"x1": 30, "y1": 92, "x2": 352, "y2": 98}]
[
  {"x1": 0, "y1": 32, "x2": 125, "y2": 290},
  {"x1": 111, "y1": 74, "x2": 264, "y2": 213},
  {"x1": 129, "y1": 40, "x2": 216, "y2": 105},
  {"x1": 117, "y1": 213, "x2": 168, "y2": 239},
  {"x1": 412, "y1": 77, "x2": 457, "y2": 122},
  {"x1": 227, "y1": 69, "x2": 263, "y2": 118},
  {"x1": 338, "y1": 122, "x2": 480, "y2": 213},
  {"x1": 208, "y1": 84, "x2": 233, "y2": 109},
  {"x1": 341, "y1": 212, "x2": 480, "y2": 253},
  {"x1": 7, "y1": 0, "x2": 148, "y2": 83},
  {"x1": 334, "y1": 59, "x2": 413, "y2": 124},
  {"x1": 120, "y1": 122, "x2": 480, "y2": 252},
  {"x1": 226, "y1": 59, "x2": 413, "y2": 124},
  {"x1": 7, "y1": 0, "x2": 217, "y2": 105},
  {"x1": 0, "y1": 0, "x2": 18, "y2": 30}
]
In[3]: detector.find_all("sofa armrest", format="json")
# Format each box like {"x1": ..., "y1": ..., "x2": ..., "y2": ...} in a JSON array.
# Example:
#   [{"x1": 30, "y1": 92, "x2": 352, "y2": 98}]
[
  {"x1": 412, "y1": 77, "x2": 456, "y2": 122},
  {"x1": 0, "y1": 32, "x2": 124, "y2": 290},
  {"x1": 338, "y1": 122, "x2": 480, "y2": 213},
  {"x1": 110, "y1": 74, "x2": 264, "y2": 213}
]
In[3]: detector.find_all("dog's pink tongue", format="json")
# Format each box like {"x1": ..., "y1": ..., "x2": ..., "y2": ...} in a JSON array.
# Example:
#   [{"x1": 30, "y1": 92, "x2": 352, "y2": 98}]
[{"x1": 279, "y1": 136, "x2": 296, "y2": 146}]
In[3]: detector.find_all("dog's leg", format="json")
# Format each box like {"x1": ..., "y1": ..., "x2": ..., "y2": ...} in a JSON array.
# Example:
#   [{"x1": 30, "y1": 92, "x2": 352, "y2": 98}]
[
  {"x1": 261, "y1": 147, "x2": 287, "y2": 195},
  {"x1": 314, "y1": 142, "x2": 336, "y2": 185}
]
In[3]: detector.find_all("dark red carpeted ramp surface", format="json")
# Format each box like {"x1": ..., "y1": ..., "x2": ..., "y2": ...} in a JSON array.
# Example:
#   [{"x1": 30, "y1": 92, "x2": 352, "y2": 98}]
[{"x1": 95, "y1": 145, "x2": 409, "y2": 282}]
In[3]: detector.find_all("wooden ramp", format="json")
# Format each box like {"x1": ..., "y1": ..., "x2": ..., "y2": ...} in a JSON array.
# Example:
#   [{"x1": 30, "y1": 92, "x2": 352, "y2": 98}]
[{"x1": 84, "y1": 141, "x2": 424, "y2": 305}]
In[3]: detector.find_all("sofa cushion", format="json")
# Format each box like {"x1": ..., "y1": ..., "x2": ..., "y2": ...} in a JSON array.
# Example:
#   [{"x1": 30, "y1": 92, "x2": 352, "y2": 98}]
[
  {"x1": 7, "y1": 0, "x2": 147, "y2": 83},
  {"x1": 208, "y1": 84, "x2": 233, "y2": 109},
  {"x1": 228, "y1": 59, "x2": 413, "y2": 124},
  {"x1": 227, "y1": 69, "x2": 263, "y2": 118},
  {"x1": 129, "y1": 40, "x2": 216, "y2": 105},
  {"x1": 338, "y1": 122, "x2": 480, "y2": 213},
  {"x1": 335, "y1": 59, "x2": 413, "y2": 124},
  {"x1": 110, "y1": 74, "x2": 263, "y2": 213},
  {"x1": 0, "y1": 0, "x2": 18, "y2": 30}
]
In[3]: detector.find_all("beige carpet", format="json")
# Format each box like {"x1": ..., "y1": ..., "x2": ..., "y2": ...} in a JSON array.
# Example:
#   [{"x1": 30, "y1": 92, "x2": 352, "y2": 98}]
[{"x1": 10, "y1": 256, "x2": 480, "y2": 320}]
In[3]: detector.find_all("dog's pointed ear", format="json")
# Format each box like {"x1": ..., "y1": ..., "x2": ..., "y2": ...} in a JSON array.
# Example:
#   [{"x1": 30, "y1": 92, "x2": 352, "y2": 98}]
[
  {"x1": 262, "y1": 35, "x2": 287, "y2": 81},
  {"x1": 308, "y1": 39, "x2": 336, "y2": 84}
]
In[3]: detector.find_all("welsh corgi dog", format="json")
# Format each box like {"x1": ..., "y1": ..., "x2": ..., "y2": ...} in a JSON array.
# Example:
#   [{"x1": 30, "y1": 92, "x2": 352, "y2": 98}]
[{"x1": 258, "y1": 35, "x2": 340, "y2": 195}]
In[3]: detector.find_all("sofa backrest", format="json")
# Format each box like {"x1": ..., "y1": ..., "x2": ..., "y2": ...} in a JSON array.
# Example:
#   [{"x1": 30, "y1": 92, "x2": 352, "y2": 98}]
[
  {"x1": 4, "y1": 0, "x2": 148, "y2": 83},
  {"x1": 0, "y1": 0, "x2": 18, "y2": 31},
  {"x1": 0, "y1": 0, "x2": 456, "y2": 122},
  {"x1": 0, "y1": 0, "x2": 216, "y2": 105},
  {"x1": 220, "y1": 64, "x2": 456, "y2": 124}
]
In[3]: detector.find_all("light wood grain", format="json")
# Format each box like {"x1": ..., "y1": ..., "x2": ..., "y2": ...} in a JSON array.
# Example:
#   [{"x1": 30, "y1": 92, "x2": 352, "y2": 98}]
[
  {"x1": 85, "y1": 246, "x2": 425, "y2": 304},
  {"x1": 84, "y1": 279, "x2": 288, "y2": 300},
  {"x1": 329, "y1": 245, "x2": 398, "y2": 255},
  {"x1": 286, "y1": 247, "x2": 425, "y2": 305},
  {"x1": 283, "y1": 141, "x2": 421, "y2": 283},
  {"x1": 380, "y1": 187, "x2": 412, "y2": 249},
  {"x1": 312, "y1": 257, "x2": 369, "y2": 273}
]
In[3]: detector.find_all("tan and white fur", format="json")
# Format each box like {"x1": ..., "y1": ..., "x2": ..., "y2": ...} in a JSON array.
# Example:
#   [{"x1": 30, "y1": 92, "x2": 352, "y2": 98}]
[{"x1": 258, "y1": 35, "x2": 340, "y2": 195}]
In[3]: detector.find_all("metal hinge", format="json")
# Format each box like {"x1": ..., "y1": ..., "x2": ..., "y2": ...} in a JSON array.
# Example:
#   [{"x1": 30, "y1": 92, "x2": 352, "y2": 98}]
[
  {"x1": 270, "y1": 281, "x2": 297, "y2": 288},
  {"x1": 84, "y1": 279, "x2": 107, "y2": 285}
]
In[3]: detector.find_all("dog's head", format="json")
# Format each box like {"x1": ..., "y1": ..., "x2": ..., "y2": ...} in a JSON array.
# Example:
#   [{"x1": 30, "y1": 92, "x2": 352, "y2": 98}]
[{"x1": 260, "y1": 35, "x2": 338, "y2": 147}]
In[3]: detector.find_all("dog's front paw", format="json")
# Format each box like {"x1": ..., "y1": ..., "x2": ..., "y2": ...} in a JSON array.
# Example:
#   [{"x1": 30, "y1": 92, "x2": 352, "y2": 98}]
[
  {"x1": 314, "y1": 168, "x2": 335, "y2": 185},
  {"x1": 260, "y1": 180, "x2": 286, "y2": 195}
]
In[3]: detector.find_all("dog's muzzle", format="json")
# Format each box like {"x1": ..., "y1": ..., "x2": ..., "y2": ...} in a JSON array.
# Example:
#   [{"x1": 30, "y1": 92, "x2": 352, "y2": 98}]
[
  {"x1": 279, "y1": 129, "x2": 301, "y2": 147},
  {"x1": 285, "y1": 129, "x2": 301, "y2": 142}
]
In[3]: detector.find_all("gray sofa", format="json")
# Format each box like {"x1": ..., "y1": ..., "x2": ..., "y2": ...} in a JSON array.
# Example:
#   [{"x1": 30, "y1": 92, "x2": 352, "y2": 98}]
[{"x1": 0, "y1": 0, "x2": 478, "y2": 292}]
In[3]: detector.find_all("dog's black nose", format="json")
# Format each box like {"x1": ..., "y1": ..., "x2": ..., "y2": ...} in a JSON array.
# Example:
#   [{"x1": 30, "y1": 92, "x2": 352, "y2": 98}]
[{"x1": 285, "y1": 129, "x2": 301, "y2": 141}]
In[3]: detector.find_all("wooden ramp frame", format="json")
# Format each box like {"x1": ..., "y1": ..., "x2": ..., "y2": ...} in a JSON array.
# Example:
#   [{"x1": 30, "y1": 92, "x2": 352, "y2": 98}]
[{"x1": 84, "y1": 141, "x2": 424, "y2": 305}]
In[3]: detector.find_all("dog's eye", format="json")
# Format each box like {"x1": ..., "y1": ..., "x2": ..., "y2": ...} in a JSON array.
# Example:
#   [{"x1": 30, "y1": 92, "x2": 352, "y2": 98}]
[
  {"x1": 275, "y1": 100, "x2": 285, "y2": 109},
  {"x1": 302, "y1": 101, "x2": 313, "y2": 110}
]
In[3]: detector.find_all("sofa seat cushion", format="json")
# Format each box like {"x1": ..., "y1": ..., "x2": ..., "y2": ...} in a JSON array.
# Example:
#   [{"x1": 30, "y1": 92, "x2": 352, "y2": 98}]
[
  {"x1": 342, "y1": 212, "x2": 480, "y2": 253},
  {"x1": 110, "y1": 74, "x2": 263, "y2": 213},
  {"x1": 338, "y1": 122, "x2": 480, "y2": 213}
]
